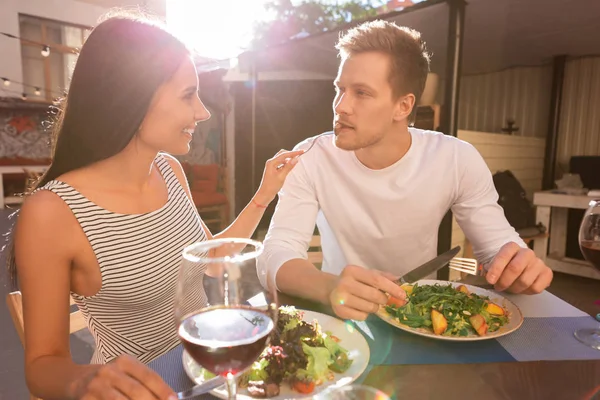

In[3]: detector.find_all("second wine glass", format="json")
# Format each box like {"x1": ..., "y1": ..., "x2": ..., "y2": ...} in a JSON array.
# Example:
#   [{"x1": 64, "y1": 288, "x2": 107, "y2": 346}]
[
  {"x1": 175, "y1": 238, "x2": 278, "y2": 399},
  {"x1": 575, "y1": 199, "x2": 600, "y2": 350}
]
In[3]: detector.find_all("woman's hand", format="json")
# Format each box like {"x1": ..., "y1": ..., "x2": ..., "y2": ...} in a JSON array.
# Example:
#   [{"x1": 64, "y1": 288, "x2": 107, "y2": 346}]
[
  {"x1": 253, "y1": 149, "x2": 305, "y2": 207},
  {"x1": 72, "y1": 355, "x2": 175, "y2": 400}
]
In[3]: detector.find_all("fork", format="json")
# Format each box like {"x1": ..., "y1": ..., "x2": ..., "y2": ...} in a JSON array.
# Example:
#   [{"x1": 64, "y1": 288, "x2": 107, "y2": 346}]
[
  {"x1": 276, "y1": 132, "x2": 334, "y2": 170},
  {"x1": 449, "y1": 257, "x2": 484, "y2": 276},
  {"x1": 449, "y1": 257, "x2": 498, "y2": 289}
]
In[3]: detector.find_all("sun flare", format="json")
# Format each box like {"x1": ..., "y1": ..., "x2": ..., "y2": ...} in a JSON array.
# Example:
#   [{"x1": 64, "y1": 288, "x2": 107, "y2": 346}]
[{"x1": 167, "y1": 0, "x2": 272, "y2": 61}]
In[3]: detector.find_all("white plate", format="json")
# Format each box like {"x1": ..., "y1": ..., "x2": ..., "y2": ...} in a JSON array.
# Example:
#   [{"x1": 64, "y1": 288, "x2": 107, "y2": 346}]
[
  {"x1": 376, "y1": 279, "x2": 524, "y2": 341},
  {"x1": 182, "y1": 309, "x2": 371, "y2": 399}
]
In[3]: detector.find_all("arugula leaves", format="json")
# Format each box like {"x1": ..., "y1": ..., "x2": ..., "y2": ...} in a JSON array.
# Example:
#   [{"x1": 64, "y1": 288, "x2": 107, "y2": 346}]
[{"x1": 385, "y1": 283, "x2": 508, "y2": 337}]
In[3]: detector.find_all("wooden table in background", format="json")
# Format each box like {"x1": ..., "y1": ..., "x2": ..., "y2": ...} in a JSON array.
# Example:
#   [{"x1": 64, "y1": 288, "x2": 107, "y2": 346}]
[
  {"x1": 0, "y1": 165, "x2": 48, "y2": 208},
  {"x1": 533, "y1": 191, "x2": 600, "y2": 281}
]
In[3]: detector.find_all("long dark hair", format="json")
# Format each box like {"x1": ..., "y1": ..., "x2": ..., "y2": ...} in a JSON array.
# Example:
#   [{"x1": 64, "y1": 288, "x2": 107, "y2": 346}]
[{"x1": 5, "y1": 11, "x2": 191, "y2": 289}]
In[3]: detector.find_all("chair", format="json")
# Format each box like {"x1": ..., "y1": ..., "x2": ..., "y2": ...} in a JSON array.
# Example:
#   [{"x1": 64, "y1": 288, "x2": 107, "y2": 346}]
[
  {"x1": 308, "y1": 234, "x2": 323, "y2": 268},
  {"x1": 520, "y1": 232, "x2": 549, "y2": 245},
  {"x1": 181, "y1": 163, "x2": 229, "y2": 231},
  {"x1": 6, "y1": 291, "x2": 87, "y2": 400},
  {"x1": 462, "y1": 229, "x2": 550, "y2": 270}
]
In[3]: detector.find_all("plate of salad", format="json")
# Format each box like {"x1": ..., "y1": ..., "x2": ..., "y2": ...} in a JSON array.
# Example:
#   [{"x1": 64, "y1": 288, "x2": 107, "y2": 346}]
[
  {"x1": 377, "y1": 280, "x2": 524, "y2": 341},
  {"x1": 182, "y1": 306, "x2": 370, "y2": 399}
]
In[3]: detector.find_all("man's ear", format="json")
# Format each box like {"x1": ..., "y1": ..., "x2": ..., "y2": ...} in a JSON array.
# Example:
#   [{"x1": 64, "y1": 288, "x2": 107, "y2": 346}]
[{"x1": 393, "y1": 94, "x2": 416, "y2": 122}]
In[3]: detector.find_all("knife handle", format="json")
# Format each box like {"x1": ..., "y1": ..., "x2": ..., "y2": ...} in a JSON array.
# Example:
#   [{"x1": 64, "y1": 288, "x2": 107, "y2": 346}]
[{"x1": 394, "y1": 276, "x2": 407, "y2": 285}]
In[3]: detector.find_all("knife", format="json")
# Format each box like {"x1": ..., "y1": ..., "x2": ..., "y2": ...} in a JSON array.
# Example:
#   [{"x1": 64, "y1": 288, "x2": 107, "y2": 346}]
[
  {"x1": 395, "y1": 245, "x2": 461, "y2": 285},
  {"x1": 176, "y1": 376, "x2": 226, "y2": 399}
]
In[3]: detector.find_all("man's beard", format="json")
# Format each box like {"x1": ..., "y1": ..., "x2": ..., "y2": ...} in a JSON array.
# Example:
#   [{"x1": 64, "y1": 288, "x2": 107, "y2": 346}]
[{"x1": 333, "y1": 127, "x2": 382, "y2": 151}]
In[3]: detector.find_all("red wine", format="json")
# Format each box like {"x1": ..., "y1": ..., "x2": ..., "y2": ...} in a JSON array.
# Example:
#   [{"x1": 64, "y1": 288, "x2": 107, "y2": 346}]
[
  {"x1": 581, "y1": 241, "x2": 600, "y2": 271},
  {"x1": 178, "y1": 306, "x2": 274, "y2": 377}
]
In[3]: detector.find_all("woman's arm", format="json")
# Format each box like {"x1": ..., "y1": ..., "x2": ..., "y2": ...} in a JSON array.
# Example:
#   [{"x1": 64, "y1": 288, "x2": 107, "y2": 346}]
[
  {"x1": 15, "y1": 191, "x2": 174, "y2": 400},
  {"x1": 213, "y1": 190, "x2": 271, "y2": 241},
  {"x1": 15, "y1": 191, "x2": 99, "y2": 399},
  {"x1": 165, "y1": 150, "x2": 303, "y2": 242}
]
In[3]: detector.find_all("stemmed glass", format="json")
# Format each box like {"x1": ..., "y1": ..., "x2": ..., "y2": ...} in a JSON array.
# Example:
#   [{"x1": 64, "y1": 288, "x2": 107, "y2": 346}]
[
  {"x1": 174, "y1": 238, "x2": 278, "y2": 399},
  {"x1": 574, "y1": 199, "x2": 600, "y2": 350}
]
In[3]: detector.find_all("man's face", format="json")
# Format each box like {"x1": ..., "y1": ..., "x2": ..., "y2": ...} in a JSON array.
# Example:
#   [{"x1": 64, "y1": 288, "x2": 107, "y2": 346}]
[{"x1": 332, "y1": 51, "x2": 402, "y2": 151}]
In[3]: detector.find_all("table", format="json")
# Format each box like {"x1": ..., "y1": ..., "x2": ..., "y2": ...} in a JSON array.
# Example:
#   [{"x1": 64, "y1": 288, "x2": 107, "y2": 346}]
[
  {"x1": 149, "y1": 284, "x2": 600, "y2": 400},
  {"x1": 0, "y1": 165, "x2": 48, "y2": 207},
  {"x1": 532, "y1": 190, "x2": 600, "y2": 280}
]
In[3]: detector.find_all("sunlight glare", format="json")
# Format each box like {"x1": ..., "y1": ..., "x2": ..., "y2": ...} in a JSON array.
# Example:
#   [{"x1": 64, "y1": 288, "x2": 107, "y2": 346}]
[{"x1": 167, "y1": 0, "x2": 272, "y2": 61}]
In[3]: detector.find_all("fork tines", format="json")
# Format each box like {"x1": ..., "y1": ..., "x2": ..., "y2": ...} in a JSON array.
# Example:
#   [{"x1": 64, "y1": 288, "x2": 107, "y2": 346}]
[{"x1": 448, "y1": 257, "x2": 480, "y2": 276}]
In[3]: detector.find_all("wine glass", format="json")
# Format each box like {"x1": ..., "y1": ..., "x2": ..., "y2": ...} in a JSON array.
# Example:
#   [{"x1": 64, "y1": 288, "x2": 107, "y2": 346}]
[
  {"x1": 314, "y1": 384, "x2": 391, "y2": 400},
  {"x1": 175, "y1": 238, "x2": 278, "y2": 399},
  {"x1": 574, "y1": 199, "x2": 600, "y2": 350}
]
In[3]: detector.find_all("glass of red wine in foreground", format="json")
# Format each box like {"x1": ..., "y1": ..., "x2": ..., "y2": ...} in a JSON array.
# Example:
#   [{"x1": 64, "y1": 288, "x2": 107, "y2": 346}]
[
  {"x1": 175, "y1": 238, "x2": 277, "y2": 399},
  {"x1": 574, "y1": 199, "x2": 600, "y2": 350}
]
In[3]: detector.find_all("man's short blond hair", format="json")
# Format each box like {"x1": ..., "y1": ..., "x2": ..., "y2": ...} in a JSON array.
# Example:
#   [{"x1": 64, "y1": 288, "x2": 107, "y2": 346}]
[{"x1": 336, "y1": 20, "x2": 431, "y2": 105}]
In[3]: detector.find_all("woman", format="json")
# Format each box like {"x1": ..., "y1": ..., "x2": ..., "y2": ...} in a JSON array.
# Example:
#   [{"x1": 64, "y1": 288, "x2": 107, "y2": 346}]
[{"x1": 10, "y1": 12, "x2": 302, "y2": 400}]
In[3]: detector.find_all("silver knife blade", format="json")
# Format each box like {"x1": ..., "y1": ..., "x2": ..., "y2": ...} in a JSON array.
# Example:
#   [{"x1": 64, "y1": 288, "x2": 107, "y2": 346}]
[
  {"x1": 397, "y1": 245, "x2": 461, "y2": 284},
  {"x1": 176, "y1": 376, "x2": 226, "y2": 399}
]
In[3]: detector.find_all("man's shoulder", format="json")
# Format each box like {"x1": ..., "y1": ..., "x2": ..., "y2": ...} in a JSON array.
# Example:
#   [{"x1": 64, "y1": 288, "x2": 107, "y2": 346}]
[
  {"x1": 410, "y1": 127, "x2": 458, "y2": 143},
  {"x1": 410, "y1": 127, "x2": 475, "y2": 153}
]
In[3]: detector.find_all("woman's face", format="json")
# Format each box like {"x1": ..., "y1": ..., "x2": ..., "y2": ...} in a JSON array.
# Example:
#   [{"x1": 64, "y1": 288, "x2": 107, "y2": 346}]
[{"x1": 137, "y1": 56, "x2": 211, "y2": 155}]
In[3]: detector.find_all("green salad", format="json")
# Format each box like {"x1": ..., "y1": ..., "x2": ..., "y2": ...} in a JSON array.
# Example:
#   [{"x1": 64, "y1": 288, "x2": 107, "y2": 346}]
[
  {"x1": 238, "y1": 306, "x2": 353, "y2": 397},
  {"x1": 384, "y1": 283, "x2": 509, "y2": 337}
]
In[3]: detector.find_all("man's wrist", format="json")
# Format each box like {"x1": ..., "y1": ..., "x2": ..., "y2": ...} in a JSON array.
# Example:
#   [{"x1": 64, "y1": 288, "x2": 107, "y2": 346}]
[{"x1": 318, "y1": 272, "x2": 338, "y2": 306}]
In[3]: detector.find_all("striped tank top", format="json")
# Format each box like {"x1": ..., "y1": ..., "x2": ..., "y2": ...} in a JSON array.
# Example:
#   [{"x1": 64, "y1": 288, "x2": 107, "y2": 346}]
[{"x1": 37, "y1": 154, "x2": 208, "y2": 364}]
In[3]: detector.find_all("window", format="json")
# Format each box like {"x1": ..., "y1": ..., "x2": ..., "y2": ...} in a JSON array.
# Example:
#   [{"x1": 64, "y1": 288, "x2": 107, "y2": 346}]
[{"x1": 19, "y1": 15, "x2": 90, "y2": 102}]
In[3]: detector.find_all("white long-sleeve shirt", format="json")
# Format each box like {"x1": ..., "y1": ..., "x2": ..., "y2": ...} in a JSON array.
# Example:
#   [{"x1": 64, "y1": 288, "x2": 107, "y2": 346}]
[{"x1": 257, "y1": 128, "x2": 526, "y2": 290}]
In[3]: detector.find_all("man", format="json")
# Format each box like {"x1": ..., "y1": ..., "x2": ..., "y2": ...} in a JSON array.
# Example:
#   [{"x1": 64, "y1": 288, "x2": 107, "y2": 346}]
[{"x1": 257, "y1": 20, "x2": 553, "y2": 321}]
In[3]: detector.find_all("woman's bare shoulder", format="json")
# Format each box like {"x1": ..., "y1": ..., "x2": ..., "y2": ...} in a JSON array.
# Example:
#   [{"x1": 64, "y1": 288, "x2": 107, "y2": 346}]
[
  {"x1": 18, "y1": 189, "x2": 76, "y2": 232},
  {"x1": 54, "y1": 167, "x2": 92, "y2": 189}
]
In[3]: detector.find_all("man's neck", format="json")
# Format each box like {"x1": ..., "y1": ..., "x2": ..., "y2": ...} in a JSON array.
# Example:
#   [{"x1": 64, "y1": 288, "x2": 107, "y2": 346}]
[{"x1": 354, "y1": 125, "x2": 412, "y2": 170}]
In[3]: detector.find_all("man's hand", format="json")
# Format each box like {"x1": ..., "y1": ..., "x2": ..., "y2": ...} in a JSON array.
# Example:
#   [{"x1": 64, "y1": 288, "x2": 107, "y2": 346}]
[
  {"x1": 486, "y1": 242, "x2": 553, "y2": 294},
  {"x1": 329, "y1": 265, "x2": 406, "y2": 321}
]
